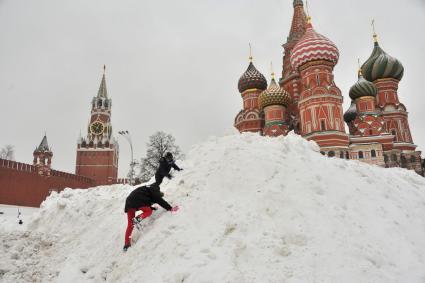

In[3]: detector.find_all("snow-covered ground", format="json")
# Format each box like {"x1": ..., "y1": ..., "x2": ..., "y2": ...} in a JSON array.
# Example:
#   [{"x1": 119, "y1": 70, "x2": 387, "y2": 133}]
[
  {"x1": 1, "y1": 132, "x2": 425, "y2": 283},
  {"x1": 0, "y1": 204, "x2": 38, "y2": 231}
]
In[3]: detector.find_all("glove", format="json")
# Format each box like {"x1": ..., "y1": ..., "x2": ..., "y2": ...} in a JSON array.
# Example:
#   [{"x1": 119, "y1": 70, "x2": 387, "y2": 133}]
[{"x1": 170, "y1": 206, "x2": 179, "y2": 213}]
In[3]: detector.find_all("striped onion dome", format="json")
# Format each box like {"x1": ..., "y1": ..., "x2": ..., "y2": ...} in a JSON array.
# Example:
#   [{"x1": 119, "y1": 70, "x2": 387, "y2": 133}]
[
  {"x1": 290, "y1": 20, "x2": 339, "y2": 71},
  {"x1": 238, "y1": 62, "x2": 267, "y2": 93},
  {"x1": 343, "y1": 101, "x2": 357, "y2": 123},
  {"x1": 361, "y1": 40, "x2": 404, "y2": 82},
  {"x1": 349, "y1": 71, "x2": 377, "y2": 100},
  {"x1": 259, "y1": 77, "x2": 291, "y2": 109}
]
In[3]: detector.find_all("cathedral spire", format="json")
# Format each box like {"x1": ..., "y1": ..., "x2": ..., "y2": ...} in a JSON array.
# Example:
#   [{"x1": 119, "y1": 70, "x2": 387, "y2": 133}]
[
  {"x1": 281, "y1": 0, "x2": 308, "y2": 81},
  {"x1": 287, "y1": 1, "x2": 307, "y2": 44},
  {"x1": 97, "y1": 65, "x2": 108, "y2": 98}
]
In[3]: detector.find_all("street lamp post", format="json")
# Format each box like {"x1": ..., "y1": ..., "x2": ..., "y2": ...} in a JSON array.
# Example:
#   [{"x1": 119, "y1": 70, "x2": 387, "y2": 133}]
[{"x1": 118, "y1": 130, "x2": 136, "y2": 185}]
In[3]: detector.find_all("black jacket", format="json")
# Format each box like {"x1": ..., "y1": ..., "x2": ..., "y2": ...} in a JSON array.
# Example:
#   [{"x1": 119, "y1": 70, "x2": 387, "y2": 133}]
[
  {"x1": 155, "y1": 157, "x2": 181, "y2": 177},
  {"x1": 124, "y1": 185, "x2": 172, "y2": 212}
]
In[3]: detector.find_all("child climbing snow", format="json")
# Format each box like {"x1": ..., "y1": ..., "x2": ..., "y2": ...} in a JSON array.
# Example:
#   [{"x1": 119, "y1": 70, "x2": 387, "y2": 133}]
[
  {"x1": 123, "y1": 183, "x2": 178, "y2": 251},
  {"x1": 155, "y1": 152, "x2": 182, "y2": 185}
]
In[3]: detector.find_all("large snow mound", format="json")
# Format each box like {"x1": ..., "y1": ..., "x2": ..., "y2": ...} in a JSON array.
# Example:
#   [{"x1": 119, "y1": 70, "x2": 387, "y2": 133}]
[{"x1": 2, "y1": 132, "x2": 425, "y2": 283}]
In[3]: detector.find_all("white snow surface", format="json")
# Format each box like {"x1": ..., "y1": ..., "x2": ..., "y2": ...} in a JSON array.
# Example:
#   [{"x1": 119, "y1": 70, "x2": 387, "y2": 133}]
[{"x1": 2, "y1": 132, "x2": 425, "y2": 283}]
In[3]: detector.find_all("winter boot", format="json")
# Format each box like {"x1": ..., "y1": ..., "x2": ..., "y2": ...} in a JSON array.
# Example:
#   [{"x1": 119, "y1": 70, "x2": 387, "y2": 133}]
[
  {"x1": 132, "y1": 216, "x2": 143, "y2": 230},
  {"x1": 132, "y1": 216, "x2": 143, "y2": 225}
]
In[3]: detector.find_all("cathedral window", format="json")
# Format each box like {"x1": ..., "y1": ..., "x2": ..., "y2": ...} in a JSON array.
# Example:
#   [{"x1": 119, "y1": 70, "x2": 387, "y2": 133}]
[
  {"x1": 358, "y1": 151, "x2": 364, "y2": 159},
  {"x1": 345, "y1": 152, "x2": 350, "y2": 159},
  {"x1": 340, "y1": 151, "x2": 344, "y2": 159},
  {"x1": 328, "y1": 151, "x2": 335, "y2": 157},
  {"x1": 391, "y1": 130, "x2": 397, "y2": 141},
  {"x1": 320, "y1": 120, "x2": 326, "y2": 131},
  {"x1": 371, "y1": 150, "x2": 377, "y2": 158}
]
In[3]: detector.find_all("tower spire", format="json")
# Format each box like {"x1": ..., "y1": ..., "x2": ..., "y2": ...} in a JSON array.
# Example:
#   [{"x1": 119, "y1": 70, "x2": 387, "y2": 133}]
[
  {"x1": 97, "y1": 65, "x2": 108, "y2": 98},
  {"x1": 37, "y1": 134, "x2": 50, "y2": 152},
  {"x1": 282, "y1": 0, "x2": 308, "y2": 81}
]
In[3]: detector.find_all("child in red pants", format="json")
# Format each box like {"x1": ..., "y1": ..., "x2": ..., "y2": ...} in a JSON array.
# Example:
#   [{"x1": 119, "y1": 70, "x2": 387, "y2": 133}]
[{"x1": 123, "y1": 183, "x2": 178, "y2": 251}]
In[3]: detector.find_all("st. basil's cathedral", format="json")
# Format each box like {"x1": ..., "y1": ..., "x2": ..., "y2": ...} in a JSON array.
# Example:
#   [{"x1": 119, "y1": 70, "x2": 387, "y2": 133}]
[{"x1": 234, "y1": 0, "x2": 423, "y2": 175}]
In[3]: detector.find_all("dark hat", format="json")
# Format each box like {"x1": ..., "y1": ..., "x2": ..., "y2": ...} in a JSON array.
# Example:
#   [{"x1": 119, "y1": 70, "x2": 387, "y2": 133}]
[{"x1": 165, "y1": 152, "x2": 174, "y2": 163}]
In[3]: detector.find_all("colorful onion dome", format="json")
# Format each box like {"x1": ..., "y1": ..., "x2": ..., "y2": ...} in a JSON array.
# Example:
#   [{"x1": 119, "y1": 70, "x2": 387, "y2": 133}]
[
  {"x1": 238, "y1": 62, "x2": 267, "y2": 93},
  {"x1": 349, "y1": 70, "x2": 377, "y2": 100},
  {"x1": 290, "y1": 19, "x2": 339, "y2": 71},
  {"x1": 343, "y1": 101, "x2": 357, "y2": 123},
  {"x1": 361, "y1": 39, "x2": 404, "y2": 82},
  {"x1": 259, "y1": 77, "x2": 291, "y2": 109}
]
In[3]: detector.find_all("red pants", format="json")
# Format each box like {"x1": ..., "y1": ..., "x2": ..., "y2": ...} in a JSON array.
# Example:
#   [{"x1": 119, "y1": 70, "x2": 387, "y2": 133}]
[{"x1": 124, "y1": 206, "x2": 153, "y2": 246}]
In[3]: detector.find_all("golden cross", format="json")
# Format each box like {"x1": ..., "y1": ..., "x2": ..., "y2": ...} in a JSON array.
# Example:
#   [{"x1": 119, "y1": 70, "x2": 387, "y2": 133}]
[
  {"x1": 357, "y1": 58, "x2": 363, "y2": 76},
  {"x1": 270, "y1": 62, "x2": 275, "y2": 78},
  {"x1": 306, "y1": 0, "x2": 310, "y2": 18},
  {"x1": 371, "y1": 19, "x2": 378, "y2": 42},
  {"x1": 249, "y1": 43, "x2": 253, "y2": 62}
]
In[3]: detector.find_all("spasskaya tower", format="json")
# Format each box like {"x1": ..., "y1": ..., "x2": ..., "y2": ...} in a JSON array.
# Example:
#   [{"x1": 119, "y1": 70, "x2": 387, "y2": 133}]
[{"x1": 75, "y1": 66, "x2": 119, "y2": 185}]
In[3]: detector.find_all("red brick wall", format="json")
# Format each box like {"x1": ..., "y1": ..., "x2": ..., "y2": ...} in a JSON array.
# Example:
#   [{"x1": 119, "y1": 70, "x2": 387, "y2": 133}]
[
  {"x1": 76, "y1": 149, "x2": 118, "y2": 186},
  {"x1": 0, "y1": 159, "x2": 95, "y2": 207}
]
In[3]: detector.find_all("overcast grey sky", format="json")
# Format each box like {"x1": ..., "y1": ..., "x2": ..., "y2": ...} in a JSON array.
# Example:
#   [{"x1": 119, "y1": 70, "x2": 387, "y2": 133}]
[{"x1": 1, "y1": 0, "x2": 424, "y2": 177}]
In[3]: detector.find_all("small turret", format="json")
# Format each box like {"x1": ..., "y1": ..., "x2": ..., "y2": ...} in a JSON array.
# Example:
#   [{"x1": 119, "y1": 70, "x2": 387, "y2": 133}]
[{"x1": 33, "y1": 134, "x2": 53, "y2": 176}]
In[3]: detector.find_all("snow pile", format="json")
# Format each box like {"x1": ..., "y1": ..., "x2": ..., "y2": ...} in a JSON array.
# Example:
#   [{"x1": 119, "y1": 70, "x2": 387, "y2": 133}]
[{"x1": 2, "y1": 132, "x2": 425, "y2": 282}]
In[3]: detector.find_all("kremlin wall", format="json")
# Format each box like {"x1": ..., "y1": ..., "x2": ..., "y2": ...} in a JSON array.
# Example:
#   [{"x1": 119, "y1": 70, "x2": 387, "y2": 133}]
[{"x1": 234, "y1": 0, "x2": 423, "y2": 176}]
